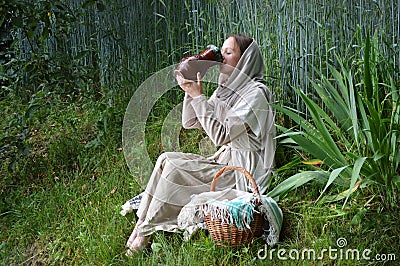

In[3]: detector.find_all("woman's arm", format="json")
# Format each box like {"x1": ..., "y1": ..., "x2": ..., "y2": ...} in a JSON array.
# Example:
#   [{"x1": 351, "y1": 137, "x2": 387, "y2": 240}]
[
  {"x1": 189, "y1": 95, "x2": 249, "y2": 146},
  {"x1": 177, "y1": 72, "x2": 251, "y2": 145},
  {"x1": 178, "y1": 72, "x2": 205, "y2": 129},
  {"x1": 182, "y1": 93, "x2": 202, "y2": 129}
]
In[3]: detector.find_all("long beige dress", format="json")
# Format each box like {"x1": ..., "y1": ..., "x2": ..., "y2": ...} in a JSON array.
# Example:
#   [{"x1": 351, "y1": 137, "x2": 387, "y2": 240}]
[{"x1": 135, "y1": 40, "x2": 276, "y2": 236}]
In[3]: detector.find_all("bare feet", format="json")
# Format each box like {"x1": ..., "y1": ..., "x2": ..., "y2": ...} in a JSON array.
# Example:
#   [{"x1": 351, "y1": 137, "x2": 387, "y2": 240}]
[
  {"x1": 128, "y1": 235, "x2": 151, "y2": 251},
  {"x1": 126, "y1": 220, "x2": 143, "y2": 248},
  {"x1": 126, "y1": 235, "x2": 151, "y2": 256},
  {"x1": 126, "y1": 220, "x2": 152, "y2": 256}
]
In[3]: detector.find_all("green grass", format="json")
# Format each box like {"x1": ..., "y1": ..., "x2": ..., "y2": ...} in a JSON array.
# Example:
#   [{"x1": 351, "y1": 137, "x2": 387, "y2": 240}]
[
  {"x1": 2, "y1": 169, "x2": 399, "y2": 265},
  {"x1": 1, "y1": 95, "x2": 399, "y2": 265}
]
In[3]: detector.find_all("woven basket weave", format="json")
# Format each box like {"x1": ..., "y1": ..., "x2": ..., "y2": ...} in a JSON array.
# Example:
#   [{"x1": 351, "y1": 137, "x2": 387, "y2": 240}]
[{"x1": 204, "y1": 166, "x2": 266, "y2": 247}]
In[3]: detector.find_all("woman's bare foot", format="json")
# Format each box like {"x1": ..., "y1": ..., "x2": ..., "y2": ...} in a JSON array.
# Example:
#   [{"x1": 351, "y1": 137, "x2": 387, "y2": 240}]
[
  {"x1": 126, "y1": 235, "x2": 151, "y2": 256},
  {"x1": 126, "y1": 220, "x2": 143, "y2": 248}
]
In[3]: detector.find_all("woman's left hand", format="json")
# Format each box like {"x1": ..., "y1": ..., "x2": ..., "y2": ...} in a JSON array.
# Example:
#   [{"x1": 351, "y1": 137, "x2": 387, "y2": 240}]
[{"x1": 176, "y1": 72, "x2": 203, "y2": 98}]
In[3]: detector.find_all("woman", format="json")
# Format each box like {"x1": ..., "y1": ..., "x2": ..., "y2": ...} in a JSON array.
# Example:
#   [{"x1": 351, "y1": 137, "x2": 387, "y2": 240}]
[{"x1": 126, "y1": 34, "x2": 276, "y2": 253}]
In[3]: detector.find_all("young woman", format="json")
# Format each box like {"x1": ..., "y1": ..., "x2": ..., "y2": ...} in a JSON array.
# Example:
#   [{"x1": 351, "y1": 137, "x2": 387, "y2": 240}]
[{"x1": 126, "y1": 34, "x2": 276, "y2": 253}]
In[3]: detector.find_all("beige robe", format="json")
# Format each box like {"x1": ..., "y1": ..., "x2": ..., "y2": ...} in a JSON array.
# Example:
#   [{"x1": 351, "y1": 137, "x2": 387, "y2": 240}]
[{"x1": 136, "y1": 40, "x2": 276, "y2": 236}]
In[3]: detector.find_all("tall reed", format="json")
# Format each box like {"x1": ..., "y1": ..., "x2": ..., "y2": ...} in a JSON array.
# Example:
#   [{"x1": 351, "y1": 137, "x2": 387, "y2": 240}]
[{"x1": 5, "y1": 0, "x2": 398, "y2": 109}]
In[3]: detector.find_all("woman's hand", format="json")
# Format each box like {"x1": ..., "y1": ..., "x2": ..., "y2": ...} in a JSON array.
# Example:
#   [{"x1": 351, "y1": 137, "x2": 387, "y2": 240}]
[{"x1": 176, "y1": 72, "x2": 203, "y2": 98}]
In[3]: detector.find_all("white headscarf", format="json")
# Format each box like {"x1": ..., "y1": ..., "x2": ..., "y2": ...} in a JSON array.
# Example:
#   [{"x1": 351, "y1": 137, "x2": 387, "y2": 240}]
[{"x1": 216, "y1": 40, "x2": 276, "y2": 171}]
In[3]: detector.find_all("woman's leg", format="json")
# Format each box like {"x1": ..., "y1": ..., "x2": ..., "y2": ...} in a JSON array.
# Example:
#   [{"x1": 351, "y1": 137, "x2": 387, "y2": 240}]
[
  {"x1": 125, "y1": 153, "x2": 170, "y2": 253},
  {"x1": 126, "y1": 152, "x2": 234, "y2": 253}
]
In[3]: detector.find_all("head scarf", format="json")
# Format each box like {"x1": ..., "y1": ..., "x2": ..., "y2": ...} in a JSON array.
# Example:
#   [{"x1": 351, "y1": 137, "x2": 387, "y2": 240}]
[
  {"x1": 216, "y1": 40, "x2": 267, "y2": 106},
  {"x1": 216, "y1": 40, "x2": 276, "y2": 171}
]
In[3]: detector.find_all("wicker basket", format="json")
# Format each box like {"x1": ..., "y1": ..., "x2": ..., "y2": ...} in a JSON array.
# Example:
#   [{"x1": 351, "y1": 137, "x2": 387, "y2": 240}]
[{"x1": 204, "y1": 166, "x2": 266, "y2": 247}]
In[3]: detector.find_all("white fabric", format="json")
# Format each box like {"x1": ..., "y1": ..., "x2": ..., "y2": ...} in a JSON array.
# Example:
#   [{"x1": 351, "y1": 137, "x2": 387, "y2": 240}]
[{"x1": 182, "y1": 40, "x2": 276, "y2": 192}]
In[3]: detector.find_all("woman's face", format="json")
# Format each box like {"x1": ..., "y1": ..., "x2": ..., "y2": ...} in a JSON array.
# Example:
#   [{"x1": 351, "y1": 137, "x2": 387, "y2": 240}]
[{"x1": 220, "y1": 37, "x2": 241, "y2": 75}]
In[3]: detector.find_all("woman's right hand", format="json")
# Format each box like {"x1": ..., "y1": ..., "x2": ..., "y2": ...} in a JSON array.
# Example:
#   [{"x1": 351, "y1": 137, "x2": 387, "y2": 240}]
[{"x1": 176, "y1": 72, "x2": 203, "y2": 98}]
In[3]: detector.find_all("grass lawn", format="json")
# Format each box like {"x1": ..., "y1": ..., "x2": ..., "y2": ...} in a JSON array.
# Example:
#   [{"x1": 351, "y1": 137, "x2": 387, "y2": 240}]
[{"x1": 1, "y1": 98, "x2": 399, "y2": 265}]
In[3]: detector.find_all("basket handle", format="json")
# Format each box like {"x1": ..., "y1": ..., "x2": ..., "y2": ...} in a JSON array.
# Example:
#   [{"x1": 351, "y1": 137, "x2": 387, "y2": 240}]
[{"x1": 211, "y1": 165, "x2": 261, "y2": 200}]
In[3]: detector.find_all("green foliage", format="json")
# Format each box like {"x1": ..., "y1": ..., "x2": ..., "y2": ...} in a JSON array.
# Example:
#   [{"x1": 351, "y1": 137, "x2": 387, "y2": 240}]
[
  {"x1": 267, "y1": 171, "x2": 327, "y2": 201},
  {"x1": 0, "y1": 0, "x2": 103, "y2": 170},
  {"x1": 0, "y1": 90, "x2": 51, "y2": 171},
  {"x1": 274, "y1": 33, "x2": 399, "y2": 208},
  {"x1": 1, "y1": 0, "x2": 98, "y2": 100}
]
